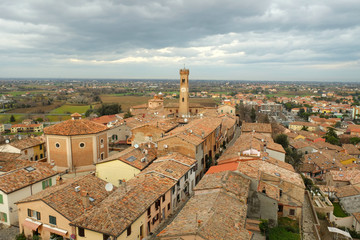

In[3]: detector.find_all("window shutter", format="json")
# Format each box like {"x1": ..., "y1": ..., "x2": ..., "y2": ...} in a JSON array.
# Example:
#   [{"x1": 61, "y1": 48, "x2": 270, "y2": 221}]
[
  {"x1": 0, "y1": 194, "x2": 3, "y2": 204},
  {"x1": 27, "y1": 209, "x2": 31, "y2": 217},
  {"x1": 36, "y1": 212, "x2": 41, "y2": 220},
  {"x1": 49, "y1": 178, "x2": 52, "y2": 187},
  {"x1": 42, "y1": 181, "x2": 45, "y2": 190},
  {"x1": 3, "y1": 213, "x2": 7, "y2": 223}
]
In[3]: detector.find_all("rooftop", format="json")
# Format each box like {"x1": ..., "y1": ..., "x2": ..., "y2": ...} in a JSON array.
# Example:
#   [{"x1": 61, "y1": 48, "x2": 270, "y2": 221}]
[
  {"x1": 17, "y1": 174, "x2": 116, "y2": 221},
  {"x1": 241, "y1": 122, "x2": 272, "y2": 133},
  {"x1": 44, "y1": 117, "x2": 108, "y2": 136},
  {"x1": 8, "y1": 136, "x2": 44, "y2": 150},
  {"x1": 158, "y1": 171, "x2": 251, "y2": 240},
  {"x1": 71, "y1": 173, "x2": 176, "y2": 237},
  {"x1": 0, "y1": 163, "x2": 58, "y2": 194}
]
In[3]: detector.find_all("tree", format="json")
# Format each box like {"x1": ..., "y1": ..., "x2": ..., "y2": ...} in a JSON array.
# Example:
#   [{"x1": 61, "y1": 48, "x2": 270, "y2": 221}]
[
  {"x1": 301, "y1": 126, "x2": 309, "y2": 131},
  {"x1": 95, "y1": 103, "x2": 122, "y2": 116},
  {"x1": 350, "y1": 137, "x2": 360, "y2": 145},
  {"x1": 10, "y1": 115, "x2": 15, "y2": 122},
  {"x1": 274, "y1": 134, "x2": 289, "y2": 149},
  {"x1": 250, "y1": 107, "x2": 256, "y2": 122},
  {"x1": 124, "y1": 110, "x2": 133, "y2": 119},
  {"x1": 324, "y1": 127, "x2": 340, "y2": 146}
]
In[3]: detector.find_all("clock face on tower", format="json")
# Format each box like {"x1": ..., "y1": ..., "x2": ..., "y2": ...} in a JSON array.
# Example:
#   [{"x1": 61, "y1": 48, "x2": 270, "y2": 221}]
[{"x1": 181, "y1": 87, "x2": 187, "y2": 93}]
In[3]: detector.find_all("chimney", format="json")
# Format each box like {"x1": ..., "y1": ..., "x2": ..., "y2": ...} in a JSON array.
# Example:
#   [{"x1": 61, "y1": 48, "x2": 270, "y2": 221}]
[
  {"x1": 81, "y1": 190, "x2": 90, "y2": 209},
  {"x1": 56, "y1": 176, "x2": 63, "y2": 185},
  {"x1": 71, "y1": 113, "x2": 82, "y2": 120}
]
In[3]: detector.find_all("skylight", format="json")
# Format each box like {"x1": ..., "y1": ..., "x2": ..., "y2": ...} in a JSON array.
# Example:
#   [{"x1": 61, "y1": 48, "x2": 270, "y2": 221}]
[
  {"x1": 24, "y1": 166, "x2": 35, "y2": 172},
  {"x1": 126, "y1": 156, "x2": 136, "y2": 162}
]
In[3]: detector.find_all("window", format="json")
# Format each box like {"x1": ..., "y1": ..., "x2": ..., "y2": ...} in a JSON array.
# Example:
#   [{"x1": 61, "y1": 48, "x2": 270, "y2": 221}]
[
  {"x1": 28, "y1": 209, "x2": 41, "y2": 220},
  {"x1": 185, "y1": 172, "x2": 188, "y2": 180},
  {"x1": 182, "y1": 98, "x2": 184, "y2": 102},
  {"x1": 49, "y1": 215, "x2": 57, "y2": 225},
  {"x1": 24, "y1": 150, "x2": 28, "y2": 155},
  {"x1": 0, "y1": 212, "x2": 7, "y2": 223},
  {"x1": 0, "y1": 194, "x2": 3, "y2": 204},
  {"x1": 162, "y1": 195, "x2": 165, "y2": 202},
  {"x1": 100, "y1": 138, "x2": 104, "y2": 144},
  {"x1": 147, "y1": 207, "x2": 151, "y2": 217},
  {"x1": 101, "y1": 153, "x2": 104, "y2": 160},
  {"x1": 167, "y1": 203, "x2": 171, "y2": 210},
  {"x1": 127, "y1": 226, "x2": 132, "y2": 236},
  {"x1": 35, "y1": 155, "x2": 38, "y2": 161},
  {"x1": 103, "y1": 234, "x2": 111, "y2": 240},
  {"x1": 55, "y1": 143, "x2": 60, "y2": 148},
  {"x1": 40, "y1": 154, "x2": 43, "y2": 159},
  {"x1": 289, "y1": 209, "x2": 295, "y2": 216},
  {"x1": 42, "y1": 179, "x2": 52, "y2": 190},
  {"x1": 182, "y1": 79, "x2": 185, "y2": 83},
  {"x1": 172, "y1": 187, "x2": 175, "y2": 194},
  {"x1": 79, "y1": 142, "x2": 85, "y2": 148},
  {"x1": 279, "y1": 189, "x2": 283, "y2": 197},
  {"x1": 78, "y1": 227, "x2": 85, "y2": 237},
  {"x1": 40, "y1": 144, "x2": 43, "y2": 150}
]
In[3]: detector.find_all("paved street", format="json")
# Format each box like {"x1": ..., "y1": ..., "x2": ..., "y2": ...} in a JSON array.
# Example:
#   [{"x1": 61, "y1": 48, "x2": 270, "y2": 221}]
[
  {"x1": 0, "y1": 225, "x2": 19, "y2": 240},
  {"x1": 302, "y1": 194, "x2": 317, "y2": 240}
]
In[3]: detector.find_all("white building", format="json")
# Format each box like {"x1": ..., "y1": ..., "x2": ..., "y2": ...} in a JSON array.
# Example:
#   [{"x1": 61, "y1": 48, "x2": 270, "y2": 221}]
[{"x1": 0, "y1": 163, "x2": 58, "y2": 226}]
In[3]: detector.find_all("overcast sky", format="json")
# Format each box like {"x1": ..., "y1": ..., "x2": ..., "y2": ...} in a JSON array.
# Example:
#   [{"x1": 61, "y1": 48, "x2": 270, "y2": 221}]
[{"x1": 1, "y1": 0, "x2": 360, "y2": 81}]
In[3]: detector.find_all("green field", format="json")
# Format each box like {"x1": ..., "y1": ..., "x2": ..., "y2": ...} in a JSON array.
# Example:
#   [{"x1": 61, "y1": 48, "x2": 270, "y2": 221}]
[
  {"x1": 0, "y1": 114, "x2": 24, "y2": 123},
  {"x1": 45, "y1": 115, "x2": 72, "y2": 122},
  {"x1": 50, "y1": 105, "x2": 91, "y2": 114}
]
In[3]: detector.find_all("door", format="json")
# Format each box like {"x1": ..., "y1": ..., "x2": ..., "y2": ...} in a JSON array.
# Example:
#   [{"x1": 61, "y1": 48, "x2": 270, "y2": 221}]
[{"x1": 140, "y1": 225, "x2": 143, "y2": 239}]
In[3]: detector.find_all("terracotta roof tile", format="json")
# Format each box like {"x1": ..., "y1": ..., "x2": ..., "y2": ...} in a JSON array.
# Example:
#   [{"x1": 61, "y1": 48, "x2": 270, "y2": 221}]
[
  {"x1": 336, "y1": 185, "x2": 360, "y2": 198},
  {"x1": 158, "y1": 171, "x2": 251, "y2": 240},
  {"x1": 44, "y1": 118, "x2": 108, "y2": 136},
  {"x1": 17, "y1": 174, "x2": 116, "y2": 221},
  {"x1": 71, "y1": 173, "x2": 176, "y2": 237},
  {"x1": 343, "y1": 144, "x2": 360, "y2": 155},
  {"x1": 97, "y1": 145, "x2": 156, "y2": 170},
  {"x1": 8, "y1": 137, "x2": 44, "y2": 150},
  {"x1": 141, "y1": 153, "x2": 196, "y2": 180},
  {"x1": 241, "y1": 122, "x2": 272, "y2": 133},
  {"x1": 0, "y1": 162, "x2": 58, "y2": 194}
]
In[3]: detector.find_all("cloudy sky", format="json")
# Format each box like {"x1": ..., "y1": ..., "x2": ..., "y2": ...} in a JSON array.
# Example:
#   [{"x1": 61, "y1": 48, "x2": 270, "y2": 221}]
[{"x1": 1, "y1": 0, "x2": 360, "y2": 81}]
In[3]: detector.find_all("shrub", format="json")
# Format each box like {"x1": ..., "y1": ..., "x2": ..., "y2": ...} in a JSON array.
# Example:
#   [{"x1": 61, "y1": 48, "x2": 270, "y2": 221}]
[
  {"x1": 259, "y1": 219, "x2": 269, "y2": 235},
  {"x1": 15, "y1": 233, "x2": 26, "y2": 240}
]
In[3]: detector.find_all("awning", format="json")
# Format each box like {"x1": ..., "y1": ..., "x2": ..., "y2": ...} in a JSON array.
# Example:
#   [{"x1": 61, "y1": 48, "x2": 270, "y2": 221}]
[
  {"x1": 328, "y1": 227, "x2": 352, "y2": 239},
  {"x1": 23, "y1": 218, "x2": 42, "y2": 231},
  {"x1": 43, "y1": 224, "x2": 68, "y2": 237}
]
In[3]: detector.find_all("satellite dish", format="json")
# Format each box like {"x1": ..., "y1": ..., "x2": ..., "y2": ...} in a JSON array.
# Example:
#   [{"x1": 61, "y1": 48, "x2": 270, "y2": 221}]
[
  {"x1": 105, "y1": 183, "x2": 114, "y2": 192},
  {"x1": 134, "y1": 144, "x2": 139, "y2": 149},
  {"x1": 5, "y1": 140, "x2": 9, "y2": 144}
]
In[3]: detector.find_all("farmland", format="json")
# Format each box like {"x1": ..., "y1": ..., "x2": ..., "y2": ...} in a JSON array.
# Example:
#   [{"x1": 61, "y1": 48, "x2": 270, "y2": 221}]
[
  {"x1": 50, "y1": 104, "x2": 91, "y2": 114},
  {"x1": 100, "y1": 95, "x2": 151, "y2": 111}
]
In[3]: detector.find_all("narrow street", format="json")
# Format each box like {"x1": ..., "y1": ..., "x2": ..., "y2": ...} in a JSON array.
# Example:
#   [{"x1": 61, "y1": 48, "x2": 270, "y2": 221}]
[{"x1": 302, "y1": 194, "x2": 318, "y2": 240}]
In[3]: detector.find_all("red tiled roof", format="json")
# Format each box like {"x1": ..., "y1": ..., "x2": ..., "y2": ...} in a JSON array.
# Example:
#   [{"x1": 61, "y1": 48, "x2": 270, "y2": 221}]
[
  {"x1": 44, "y1": 118, "x2": 108, "y2": 136},
  {"x1": 9, "y1": 137, "x2": 44, "y2": 150},
  {"x1": 207, "y1": 162, "x2": 239, "y2": 174},
  {"x1": 242, "y1": 122, "x2": 272, "y2": 133},
  {"x1": 0, "y1": 163, "x2": 58, "y2": 194},
  {"x1": 17, "y1": 174, "x2": 116, "y2": 221}
]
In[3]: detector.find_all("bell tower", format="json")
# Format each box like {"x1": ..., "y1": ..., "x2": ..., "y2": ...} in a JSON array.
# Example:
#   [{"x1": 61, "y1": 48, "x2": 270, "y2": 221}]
[{"x1": 179, "y1": 68, "x2": 189, "y2": 117}]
